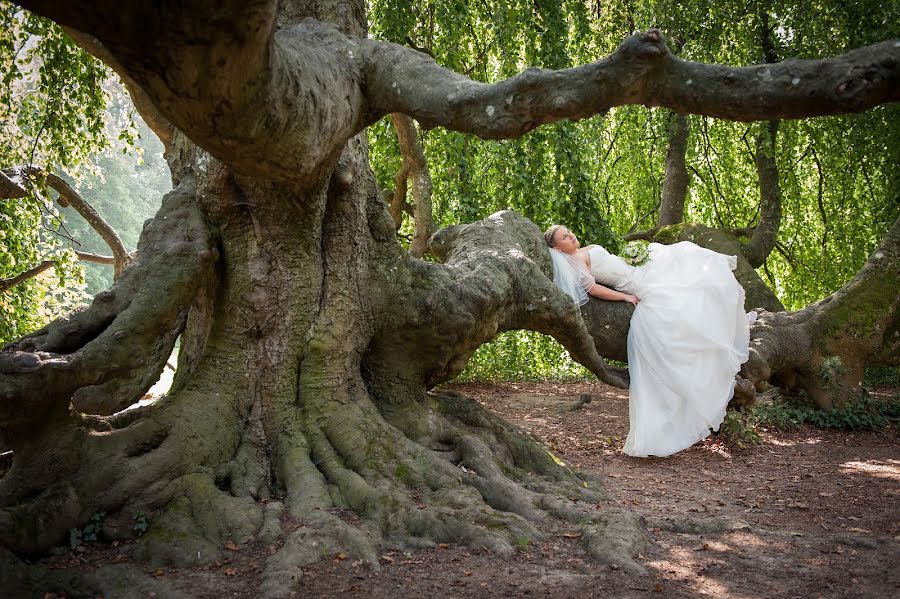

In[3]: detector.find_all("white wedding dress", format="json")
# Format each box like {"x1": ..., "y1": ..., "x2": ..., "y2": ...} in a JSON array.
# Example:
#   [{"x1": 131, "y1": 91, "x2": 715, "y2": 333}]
[{"x1": 564, "y1": 242, "x2": 750, "y2": 457}]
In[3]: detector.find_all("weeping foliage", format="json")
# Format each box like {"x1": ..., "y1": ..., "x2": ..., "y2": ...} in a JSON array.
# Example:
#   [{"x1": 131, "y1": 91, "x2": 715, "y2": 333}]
[{"x1": 366, "y1": 0, "x2": 899, "y2": 379}]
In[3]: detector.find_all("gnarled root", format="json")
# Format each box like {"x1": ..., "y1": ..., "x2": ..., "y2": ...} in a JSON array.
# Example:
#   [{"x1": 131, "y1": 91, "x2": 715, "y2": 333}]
[{"x1": 0, "y1": 176, "x2": 217, "y2": 448}]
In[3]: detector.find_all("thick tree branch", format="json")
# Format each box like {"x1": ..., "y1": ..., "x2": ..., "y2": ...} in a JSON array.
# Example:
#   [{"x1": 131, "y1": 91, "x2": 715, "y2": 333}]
[
  {"x1": 417, "y1": 211, "x2": 628, "y2": 389},
  {"x1": 742, "y1": 215, "x2": 900, "y2": 408},
  {"x1": 13, "y1": 3, "x2": 900, "y2": 187},
  {"x1": 62, "y1": 27, "x2": 175, "y2": 149},
  {"x1": 648, "y1": 223, "x2": 785, "y2": 313},
  {"x1": 364, "y1": 31, "x2": 900, "y2": 139},
  {"x1": 0, "y1": 170, "x2": 26, "y2": 199},
  {"x1": 0, "y1": 177, "x2": 216, "y2": 446}
]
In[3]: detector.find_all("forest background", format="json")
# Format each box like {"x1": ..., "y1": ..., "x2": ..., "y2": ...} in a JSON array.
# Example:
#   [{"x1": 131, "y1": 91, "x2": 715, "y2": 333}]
[{"x1": 1, "y1": 0, "x2": 897, "y2": 382}]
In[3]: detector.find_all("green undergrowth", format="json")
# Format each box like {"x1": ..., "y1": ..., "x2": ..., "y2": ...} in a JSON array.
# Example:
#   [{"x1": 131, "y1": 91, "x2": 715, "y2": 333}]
[
  {"x1": 456, "y1": 330, "x2": 591, "y2": 382},
  {"x1": 721, "y1": 387, "x2": 900, "y2": 448}
]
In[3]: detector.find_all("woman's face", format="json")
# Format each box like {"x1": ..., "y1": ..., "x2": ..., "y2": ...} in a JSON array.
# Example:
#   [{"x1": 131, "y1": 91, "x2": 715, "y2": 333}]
[{"x1": 552, "y1": 226, "x2": 580, "y2": 253}]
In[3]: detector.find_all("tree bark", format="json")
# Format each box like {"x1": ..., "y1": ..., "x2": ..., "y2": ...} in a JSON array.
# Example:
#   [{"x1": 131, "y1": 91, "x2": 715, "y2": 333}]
[
  {"x1": 1, "y1": 3, "x2": 897, "y2": 596},
  {"x1": 742, "y1": 16, "x2": 782, "y2": 268},
  {"x1": 389, "y1": 113, "x2": 436, "y2": 258},
  {"x1": 742, "y1": 120, "x2": 783, "y2": 267},
  {"x1": 658, "y1": 112, "x2": 690, "y2": 226}
]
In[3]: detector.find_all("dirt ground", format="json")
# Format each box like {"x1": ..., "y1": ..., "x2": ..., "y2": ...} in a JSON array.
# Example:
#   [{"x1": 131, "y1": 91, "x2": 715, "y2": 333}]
[{"x1": 37, "y1": 381, "x2": 899, "y2": 598}]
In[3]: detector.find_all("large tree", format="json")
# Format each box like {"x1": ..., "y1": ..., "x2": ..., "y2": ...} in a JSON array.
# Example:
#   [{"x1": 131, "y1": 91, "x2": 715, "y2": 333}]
[{"x1": 0, "y1": 1, "x2": 897, "y2": 595}]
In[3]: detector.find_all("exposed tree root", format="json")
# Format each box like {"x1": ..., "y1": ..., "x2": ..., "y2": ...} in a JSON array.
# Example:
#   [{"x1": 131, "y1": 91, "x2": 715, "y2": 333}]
[{"x1": 0, "y1": 177, "x2": 216, "y2": 442}]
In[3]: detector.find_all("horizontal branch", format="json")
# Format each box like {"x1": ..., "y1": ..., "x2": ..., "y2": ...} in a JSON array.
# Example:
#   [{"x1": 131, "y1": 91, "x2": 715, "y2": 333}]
[
  {"x1": 364, "y1": 31, "x2": 899, "y2": 138},
  {"x1": 0, "y1": 253, "x2": 115, "y2": 294},
  {"x1": 14, "y1": 3, "x2": 900, "y2": 187},
  {"x1": 74, "y1": 251, "x2": 115, "y2": 265}
]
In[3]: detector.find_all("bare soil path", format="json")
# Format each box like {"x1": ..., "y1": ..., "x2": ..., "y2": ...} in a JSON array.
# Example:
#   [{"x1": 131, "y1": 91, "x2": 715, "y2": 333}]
[{"x1": 37, "y1": 381, "x2": 899, "y2": 598}]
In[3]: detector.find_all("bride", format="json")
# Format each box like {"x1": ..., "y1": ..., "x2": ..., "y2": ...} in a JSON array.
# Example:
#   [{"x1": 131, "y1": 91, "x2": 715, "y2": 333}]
[{"x1": 544, "y1": 225, "x2": 750, "y2": 457}]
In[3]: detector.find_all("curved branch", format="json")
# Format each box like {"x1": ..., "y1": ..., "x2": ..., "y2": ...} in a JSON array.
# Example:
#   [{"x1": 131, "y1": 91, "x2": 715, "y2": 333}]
[
  {"x1": 393, "y1": 211, "x2": 628, "y2": 389},
  {"x1": 2, "y1": 168, "x2": 131, "y2": 277},
  {"x1": 45, "y1": 174, "x2": 131, "y2": 277},
  {"x1": 364, "y1": 31, "x2": 900, "y2": 138},
  {"x1": 742, "y1": 215, "x2": 900, "y2": 408},
  {"x1": 62, "y1": 27, "x2": 174, "y2": 149}
]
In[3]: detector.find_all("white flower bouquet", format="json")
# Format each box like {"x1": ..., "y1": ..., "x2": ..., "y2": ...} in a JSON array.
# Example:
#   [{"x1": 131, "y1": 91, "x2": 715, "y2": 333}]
[{"x1": 619, "y1": 240, "x2": 651, "y2": 266}]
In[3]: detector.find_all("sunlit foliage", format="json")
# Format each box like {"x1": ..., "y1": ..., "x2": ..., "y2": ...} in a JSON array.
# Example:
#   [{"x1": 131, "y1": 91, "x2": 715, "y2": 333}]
[{"x1": 367, "y1": 0, "x2": 899, "y2": 379}]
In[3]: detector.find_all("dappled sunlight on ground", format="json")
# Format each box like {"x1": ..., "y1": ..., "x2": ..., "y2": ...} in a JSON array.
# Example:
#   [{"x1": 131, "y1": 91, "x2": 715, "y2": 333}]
[
  {"x1": 38, "y1": 380, "x2": 899, "y2": 598},
  {"x1": 839, "y1": 458, "x2": 900, "y2": 480},
  {"x1": 765, "y1": 436, "x2": 823, "y2": 447}
]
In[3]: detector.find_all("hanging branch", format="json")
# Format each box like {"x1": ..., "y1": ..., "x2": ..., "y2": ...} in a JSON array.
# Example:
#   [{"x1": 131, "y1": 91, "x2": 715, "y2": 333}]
[
  {"x1": 810, "y1": 147, "x2": 829, "y2": 248},
  {"x1": 700, "y1": 118, "x2": 728, "y2": 228}
]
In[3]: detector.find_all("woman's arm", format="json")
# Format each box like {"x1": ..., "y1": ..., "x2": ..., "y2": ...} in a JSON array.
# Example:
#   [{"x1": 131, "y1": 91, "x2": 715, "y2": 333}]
[{"x1": 587, "y1": 283, "x2": 640, "y2": 306}]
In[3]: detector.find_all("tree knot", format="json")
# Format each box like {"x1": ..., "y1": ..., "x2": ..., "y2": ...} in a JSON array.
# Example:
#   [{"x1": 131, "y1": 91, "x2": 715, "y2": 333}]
[{"x1": 618, "y1": 29, "x2": 670, "y2": 62}]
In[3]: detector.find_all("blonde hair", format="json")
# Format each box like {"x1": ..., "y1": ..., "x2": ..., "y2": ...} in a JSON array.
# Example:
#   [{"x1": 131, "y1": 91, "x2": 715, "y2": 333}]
[{"x1": 544, "y1": 224, "x2": 563, "y2": 248}]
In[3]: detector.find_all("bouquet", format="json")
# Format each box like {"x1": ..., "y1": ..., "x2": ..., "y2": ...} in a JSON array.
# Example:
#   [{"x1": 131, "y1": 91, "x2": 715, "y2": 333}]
[{"x1": 619, "y1": 240, "x2": 651, "y2": 266}]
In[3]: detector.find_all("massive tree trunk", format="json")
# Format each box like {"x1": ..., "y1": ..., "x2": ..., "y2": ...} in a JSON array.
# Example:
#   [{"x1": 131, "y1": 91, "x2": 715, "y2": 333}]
[{"x1": 1, "y1": 1, "x2": 898, "y2": 595}]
